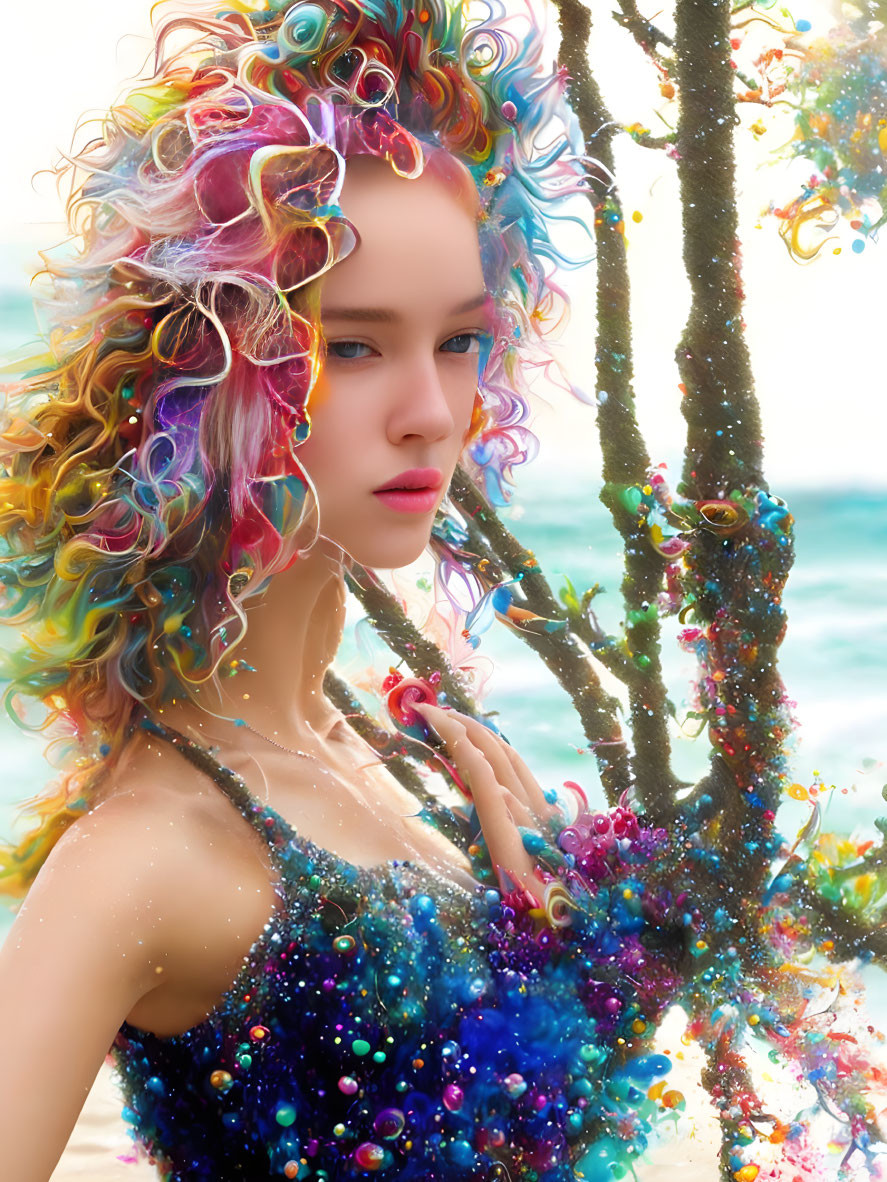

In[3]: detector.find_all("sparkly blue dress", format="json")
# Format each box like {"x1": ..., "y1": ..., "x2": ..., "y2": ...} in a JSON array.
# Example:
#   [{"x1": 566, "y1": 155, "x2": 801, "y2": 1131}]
[{"x1": 111, "y1": 714, "x2": 681, "y2": 1180}]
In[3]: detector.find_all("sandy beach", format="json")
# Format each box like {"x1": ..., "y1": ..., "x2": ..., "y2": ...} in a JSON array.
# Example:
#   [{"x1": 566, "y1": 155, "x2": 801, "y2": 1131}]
[{"x1": 50, "y1": 1048, "x2": 722, "y2": 1181}]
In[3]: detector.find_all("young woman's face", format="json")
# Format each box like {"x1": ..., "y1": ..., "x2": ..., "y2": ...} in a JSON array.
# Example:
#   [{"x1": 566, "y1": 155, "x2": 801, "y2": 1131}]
[{"x1": 296, "y1": 154, "x2": 488, "y2": 569}]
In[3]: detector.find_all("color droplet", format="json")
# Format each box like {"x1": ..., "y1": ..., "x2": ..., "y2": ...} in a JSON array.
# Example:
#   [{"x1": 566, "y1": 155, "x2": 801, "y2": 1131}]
[
  {"x1": 209, "y1": 1070, "x2": 233, "y2": 1093},
  {"x1": 374, "y1": 1107, "x2": 406, "y2": 1139},
  {"x1": 443, "y1": 1083, "x2": 464, "y2": 1111},
  {"x1": 354, "y1": 1141, "x2": 386, "y2": 1169},
  {"x1": 734, "y1": 1167, "x2": 759, "y2": 1182},
  {"x1": 275, "y1": 1103, "x2": 297, "y2": 1127}
]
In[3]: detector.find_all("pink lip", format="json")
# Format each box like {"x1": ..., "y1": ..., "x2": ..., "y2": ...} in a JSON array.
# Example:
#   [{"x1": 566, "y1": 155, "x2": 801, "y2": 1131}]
[{"x1": 372, "y1": 467, "x2": 443, "y2": 514}]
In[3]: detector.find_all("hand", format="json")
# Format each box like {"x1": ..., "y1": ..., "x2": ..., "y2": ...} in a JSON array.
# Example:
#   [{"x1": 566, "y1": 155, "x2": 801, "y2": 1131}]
[{"x1": 414, "y1": 703, "x2": 561, "y2": 903}]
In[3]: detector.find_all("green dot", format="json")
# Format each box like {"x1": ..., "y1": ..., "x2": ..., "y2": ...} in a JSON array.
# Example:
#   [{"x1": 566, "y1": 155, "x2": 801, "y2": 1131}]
[
  {"x1": 275, "y1": 1103, "x2": 297, "y2": 1127},
  {"x1": 373, "y1": 1051, "x2": 387, "y2": 1063},
  {"x1": 352, "y1": 1038, "x2": 371, "y2": 1056},
  {"x1": 309, "y1": 874, "x2": 322, "y2": 889}
]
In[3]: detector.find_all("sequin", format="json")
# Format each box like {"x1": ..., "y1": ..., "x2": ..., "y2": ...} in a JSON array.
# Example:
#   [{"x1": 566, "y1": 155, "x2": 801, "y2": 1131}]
[{"x1": 110, "y1": 714, "x2": 683, "y2": 1179}]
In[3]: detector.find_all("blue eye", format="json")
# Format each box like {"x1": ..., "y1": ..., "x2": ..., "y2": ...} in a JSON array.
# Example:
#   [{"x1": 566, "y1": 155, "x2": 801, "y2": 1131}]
[
  {"x1": 441, "y1": 333, "x2": 481, "y2": 355},
  {"x1": 327, "y1": 340, "x2": 373, "y2": 360}
]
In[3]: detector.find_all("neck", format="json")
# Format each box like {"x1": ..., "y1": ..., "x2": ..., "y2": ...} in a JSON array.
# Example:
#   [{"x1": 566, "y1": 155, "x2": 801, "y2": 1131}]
[{"x1": 155, "y1": 540, "x2": 349, "y2": 753}]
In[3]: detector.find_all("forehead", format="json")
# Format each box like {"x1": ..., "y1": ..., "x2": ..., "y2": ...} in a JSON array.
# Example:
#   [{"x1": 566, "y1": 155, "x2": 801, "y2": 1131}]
[{"x1": 320, "y1": 157, "x2": 485, "y2": 312}]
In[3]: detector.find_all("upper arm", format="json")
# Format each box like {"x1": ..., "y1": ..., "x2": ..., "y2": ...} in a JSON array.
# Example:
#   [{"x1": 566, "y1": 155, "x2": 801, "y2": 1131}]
[{"x1": 0, "y1": 811, "x2": 162, "y2": 1182}]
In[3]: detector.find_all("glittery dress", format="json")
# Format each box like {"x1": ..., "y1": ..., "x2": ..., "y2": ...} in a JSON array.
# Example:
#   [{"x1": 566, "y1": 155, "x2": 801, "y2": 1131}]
[{"x1": 111, "y1": 715, "x2": 682, "y2": 1181}]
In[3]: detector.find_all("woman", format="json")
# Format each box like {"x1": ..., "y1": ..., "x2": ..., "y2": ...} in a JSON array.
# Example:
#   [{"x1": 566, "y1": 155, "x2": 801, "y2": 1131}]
[{"x1": 0, "y1": 0, "x2": 679, "y2": 1178}]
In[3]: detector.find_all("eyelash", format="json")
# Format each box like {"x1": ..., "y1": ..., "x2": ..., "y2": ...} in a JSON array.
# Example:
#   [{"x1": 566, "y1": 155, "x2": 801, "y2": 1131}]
[{"x1": 325, "y1": 332, "x2": 487, "y2": 361}]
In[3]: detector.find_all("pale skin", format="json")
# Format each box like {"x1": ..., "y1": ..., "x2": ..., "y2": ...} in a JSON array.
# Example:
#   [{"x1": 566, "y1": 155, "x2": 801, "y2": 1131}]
[{"x1": 0, "y1": 155, "x2": 558, "y2": 1180}]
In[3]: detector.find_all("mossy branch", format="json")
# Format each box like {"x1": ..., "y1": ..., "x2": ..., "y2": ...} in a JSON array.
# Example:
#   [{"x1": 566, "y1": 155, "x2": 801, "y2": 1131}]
[
  {"x1": 554, "y1": 0, "x2": 678, "y2": 818},
  {"x1": 613, "y1": 0, "x2": 674, "y2": 62},
  {"x1": 323, "y1": 668, "x2": 471, "y2": 851},
  {"x1": 672, "y1": 0, "x2": 795, "y2": 864},
  {"x1": 344, "y1": 566, "x2": 477, "y2": 716}
]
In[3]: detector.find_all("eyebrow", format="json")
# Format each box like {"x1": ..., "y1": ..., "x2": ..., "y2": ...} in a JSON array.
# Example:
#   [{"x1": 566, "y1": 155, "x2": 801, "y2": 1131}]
[{"x1": 322, "y1": 292, "x2": 489, "y2": 323}]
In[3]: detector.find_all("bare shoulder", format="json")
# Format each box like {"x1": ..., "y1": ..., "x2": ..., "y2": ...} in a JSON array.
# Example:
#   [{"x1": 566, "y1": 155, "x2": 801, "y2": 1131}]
[{"x1": 39, "y1": 726, "x2": 280, "y2": 1034}]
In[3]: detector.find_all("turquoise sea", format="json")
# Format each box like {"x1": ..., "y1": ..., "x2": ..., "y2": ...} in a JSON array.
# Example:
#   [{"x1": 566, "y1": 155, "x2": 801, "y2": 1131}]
[{"x1": 0, "y1": 269, "x2": 885, "y2": 946}]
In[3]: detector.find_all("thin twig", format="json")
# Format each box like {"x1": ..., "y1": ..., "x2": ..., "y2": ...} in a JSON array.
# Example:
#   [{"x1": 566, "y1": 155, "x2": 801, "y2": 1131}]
[{"x1": 613, "y1": 0, "x2": 674, "y2": 60}]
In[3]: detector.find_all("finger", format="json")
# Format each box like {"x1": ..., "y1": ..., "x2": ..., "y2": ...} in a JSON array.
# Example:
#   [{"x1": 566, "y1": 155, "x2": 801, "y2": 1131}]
[
  {"x1": 419, "y1": 706, "x2": 533, "y2": 818},
  {"x1": 420, "y1": 705, "x2": 558, "y2": 827},
  {"x1": 454, "y1": 719, "x2": 540, "y2": 826},
  {"x1": 421, "y1": 712, "x2": 539, "y2": 894},
  {"x1": 473, "y1": 726, "x2": 558, "y2": 825},
  {"x1": 495, "y1": 740, "x2": 562, "y2": 824}
]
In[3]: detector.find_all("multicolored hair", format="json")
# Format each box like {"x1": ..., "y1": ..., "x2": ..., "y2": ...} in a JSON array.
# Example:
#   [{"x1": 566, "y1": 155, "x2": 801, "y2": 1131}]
[{"x1": 0, "y1": 0, "x2": 588, "y2": 894}]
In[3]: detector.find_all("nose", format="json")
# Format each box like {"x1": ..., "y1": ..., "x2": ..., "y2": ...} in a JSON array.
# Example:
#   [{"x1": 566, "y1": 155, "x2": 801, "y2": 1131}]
[{"x1": 386, "y1": 351, "x2": 457, "y2": 445}]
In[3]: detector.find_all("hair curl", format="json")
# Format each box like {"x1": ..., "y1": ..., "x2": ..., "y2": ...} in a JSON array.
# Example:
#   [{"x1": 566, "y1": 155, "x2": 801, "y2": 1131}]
[{"x1": 0, "y1": 0, "x2": 588, "y2": 894}]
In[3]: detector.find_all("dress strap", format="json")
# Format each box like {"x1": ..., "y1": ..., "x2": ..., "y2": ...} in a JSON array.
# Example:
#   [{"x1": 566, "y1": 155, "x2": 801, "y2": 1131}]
[{"x1": 135, "y1": 710, "x2": 291, "y2": 864}]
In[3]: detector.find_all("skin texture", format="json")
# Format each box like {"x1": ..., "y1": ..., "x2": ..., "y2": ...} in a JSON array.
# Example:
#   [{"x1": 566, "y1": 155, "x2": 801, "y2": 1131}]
[
  {"x1": 0, "y1": 160, "x2": 552, "y2": 1181},
  {"x1": 298, "y1": 154, "x2": 491, "y2": 571}
]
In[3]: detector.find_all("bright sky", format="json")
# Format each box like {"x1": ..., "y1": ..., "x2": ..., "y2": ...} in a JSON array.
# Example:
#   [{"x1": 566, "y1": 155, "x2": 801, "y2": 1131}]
[{"x1": 0, "y1": 0, "x2": 883, "y2": 488}]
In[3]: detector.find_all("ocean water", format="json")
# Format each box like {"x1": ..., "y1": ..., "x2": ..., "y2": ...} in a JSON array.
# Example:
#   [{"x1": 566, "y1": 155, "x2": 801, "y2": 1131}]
[{"x1": 0, "y1": 269, "x2": 885, "y2": 945}]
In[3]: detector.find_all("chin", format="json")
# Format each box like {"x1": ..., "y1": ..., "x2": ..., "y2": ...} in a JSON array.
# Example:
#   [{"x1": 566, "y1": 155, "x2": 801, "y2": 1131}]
[{"x1": 341, "y1": 529, "x2": 432, "y2": 571}]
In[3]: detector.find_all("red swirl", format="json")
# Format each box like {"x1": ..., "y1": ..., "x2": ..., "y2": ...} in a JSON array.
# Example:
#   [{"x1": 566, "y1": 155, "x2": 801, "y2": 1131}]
[{"x1": 386, "y1": 676, "x2": 439, "y2": 729}]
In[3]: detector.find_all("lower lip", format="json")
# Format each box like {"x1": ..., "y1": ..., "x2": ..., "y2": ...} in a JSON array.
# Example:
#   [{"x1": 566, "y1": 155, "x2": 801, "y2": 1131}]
[{"x1": 373, "y1": 487, "x2": 440, "y2": 513}]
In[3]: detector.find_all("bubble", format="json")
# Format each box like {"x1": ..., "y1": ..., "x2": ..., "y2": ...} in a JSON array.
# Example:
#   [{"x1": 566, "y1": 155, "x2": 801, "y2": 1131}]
[
  {"x1": 373, "y1": 1107, "x2": 406, "y2": 1139},
  {"x1": 443, "y1": 1084, "x2": 464, "y2": 1111},
  {"x1": 275, "y1": 1103, "x2": 297, "y2": 1127},
  {"x1": 338, "y1": 1076, "x2": 359, "y2": 1095},
  {"x1": 209, "y1": 1069, "x2": 233, "y2": 1093},
  {"x1": 354, "y1": 1141, "x2": 385, "y2": 1170}
]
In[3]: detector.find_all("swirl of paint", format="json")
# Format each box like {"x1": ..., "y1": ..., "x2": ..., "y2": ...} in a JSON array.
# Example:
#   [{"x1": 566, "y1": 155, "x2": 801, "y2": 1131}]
[
  {"x1": 386, "y1": 676, "x2": 439, "y2": 735},
  {"x1": 695, "y1": 499, "x2": 749, "y2": 535},
  {"x1": 278, "y1": 2, "x2": 329, "y2": 55}
]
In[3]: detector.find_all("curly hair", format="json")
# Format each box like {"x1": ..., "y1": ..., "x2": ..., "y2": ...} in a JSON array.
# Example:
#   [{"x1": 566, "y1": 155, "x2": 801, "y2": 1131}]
[{"x1": 0, "y1": 0, "x2": 588, "y2": 894}]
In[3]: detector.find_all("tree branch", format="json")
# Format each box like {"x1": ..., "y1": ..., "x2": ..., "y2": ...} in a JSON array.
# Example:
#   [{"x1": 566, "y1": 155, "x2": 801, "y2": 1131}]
[
  {"x1": 553, "y1": 0, "x2": 679, "y2": 818},
  {"x1": 344, "y1": 566, "x2": 478, "y2": 716},
  {"x1": 323, "y1": 668, "x2": 471, "y2": 851},
  {"x1": 672, "y1": 0, "x2": 795, "y2": 866}
]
